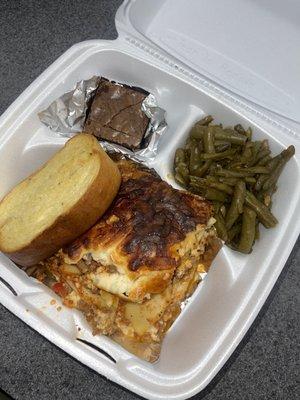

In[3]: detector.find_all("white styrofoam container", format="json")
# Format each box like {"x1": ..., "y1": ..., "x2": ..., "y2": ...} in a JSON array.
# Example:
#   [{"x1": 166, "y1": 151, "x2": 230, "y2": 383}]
[{"x1": 0, "y1": 1, "x2": 299, "y2": 399}]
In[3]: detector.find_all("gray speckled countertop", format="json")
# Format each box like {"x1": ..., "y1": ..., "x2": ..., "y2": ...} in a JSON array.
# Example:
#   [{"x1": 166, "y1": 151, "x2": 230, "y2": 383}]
[{"x1": 0, "y1": 1, "x2": 299, "y2": 399}]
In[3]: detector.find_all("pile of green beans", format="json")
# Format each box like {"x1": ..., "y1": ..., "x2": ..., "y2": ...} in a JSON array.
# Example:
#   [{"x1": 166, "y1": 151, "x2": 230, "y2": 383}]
[{"x1": 173, "y1": 115, "x2": 295, "y2": 254}]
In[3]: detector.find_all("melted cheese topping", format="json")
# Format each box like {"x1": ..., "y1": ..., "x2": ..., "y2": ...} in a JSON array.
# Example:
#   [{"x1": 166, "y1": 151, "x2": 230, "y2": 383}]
[{"x1": 82, "y1": 223, "x2": 213, "y2": 302}]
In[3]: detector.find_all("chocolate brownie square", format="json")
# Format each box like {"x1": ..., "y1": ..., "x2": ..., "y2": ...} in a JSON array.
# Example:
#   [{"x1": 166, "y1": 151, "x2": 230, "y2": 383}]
[{"x1": 84, "y1": 79, "x2": 149, "y2": 150}]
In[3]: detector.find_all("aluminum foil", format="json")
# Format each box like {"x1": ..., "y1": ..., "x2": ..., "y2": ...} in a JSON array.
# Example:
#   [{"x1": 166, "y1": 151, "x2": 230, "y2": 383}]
[
  {"x1": 38, "y1": 76, "x2": 100, "y2": 135},
  {"x1": 38, "y1": 77, "x2": 167, "y2": 162}
]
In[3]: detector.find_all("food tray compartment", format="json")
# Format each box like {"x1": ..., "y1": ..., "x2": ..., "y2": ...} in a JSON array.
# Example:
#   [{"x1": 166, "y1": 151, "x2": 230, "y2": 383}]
[{"x1": 0, "y1": 41, "x2": 299, "y2": 400}]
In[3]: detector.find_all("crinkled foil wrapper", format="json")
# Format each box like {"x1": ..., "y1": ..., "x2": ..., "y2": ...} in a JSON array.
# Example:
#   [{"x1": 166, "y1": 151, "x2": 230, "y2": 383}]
[
  {"x1": 38, "y1": 77, "x2": 167, "y2": 162},
  {"x1": 38, "y1": 76, "x2": 100, "y2": 134}
]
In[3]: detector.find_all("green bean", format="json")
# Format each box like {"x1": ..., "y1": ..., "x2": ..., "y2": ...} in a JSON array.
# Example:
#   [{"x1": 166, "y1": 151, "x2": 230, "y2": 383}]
[
  {"x1": 185, "y1": 138, "x2": 200, "y2": 156},
  {"x1": 208, "y1": 125, "x2": 223, "y2": 134},
  {"x1": 245, "y1": 177, "x2": 256, "y2": 184},
  {"x1": 208, "y1": 162, "x2": 219, "y2": 174},
  {"x1": 245, "y1": 127, "x2": 252, "y2": 140},
  {"x1": 243, "y1": 155, "x2": 257, "y2": 168},
  {"x1": 218, "y1": 177, "x2": 240, "y2": 186},
  {"x1": 240, "y1": 142, "x2": 253, "y2": 163},
  {"x1": 226, "y1": 242, "x2": 240, "y2": 251},
  {"x1": 215, "y1": 141, "x2": 231, "y2": 152},
  {"x1": 234, "y1": 124, "x2": 245, "y2": 134},
  {"x1": 238, "y1": 207, "x2": 256, "y2": 253},
  {"x1": 189, "y1": 186, "x2": 205, "y2": 197},
  {"x1": 217, "y1": 176, "x2": 254, "y2": 186},
  {"x1": 200, "y1": 148, "x2": 237, "y2": 160},
  {"x1": 262, "y1": 145, "x2": 295, "y2": 191},
  {"x1": 234, "y1": 166, "x2": 270, "y2": 174},
  {"x1": 253, "y1": 140, "x2": 263, "y2": 154},
  {"x1": 214, "y1": 130, "x2": 247, "y2": 145},
  {"x1": 189, "y1": 185, "x2": 206, "y2": 194},
  {"x1": 257, "y1": 186, "x2": 277, "y2": 209},
  {"x1": 264, "y1": 184, "x2": 277, "y2": 198},
  {"x1": 198, "y1": 139, "x2": 204, "y2": 153},
  {"x1": 205, "y1": 175, "x2": 220, "y2": 183},
  {"x1": 255, "y1": 174, "x2": 269, "y2": 191},
  {"x1": 192, "y1": 160, "x2": 212, "y2": 177},
  {"x1": 189, "y1": 141, "x2": 202, "y2": 173},
  {"x1": 174, "y1": 148, "x2": 186, "y2": 166},
  {"x1": 262, "y1": 171, "x2": 281, "y2": 192},
  {"x1": 175, "y1": 172, "x2": 188, "y2": 186},
  {"x1": 257, "y1": 185, "x2": 277, "y2": 209},
  {"x1": 263, "y1": 194, "x2": 272, "y2": 207},
  {"x1": 214, "y1": 212, "x2": 228, "y2": 242},
  {"x1": 212, "y1": 201, "x2": 221, "y2": 214},
  {"x1": 214, "y1": 140, "x2": 231, "y2": 146},
  {"x1": 282, "y1": 145, "x2": 295, "y2": 159},
  {"x1": 203, "y1": 126, "x2": 215, "y2": 153},
  {"x1": 256, "y1": 191, "x2": 264, "y2": 203},
  {"x1": 250, "y1": 141, "x2": 262, "y2": 164},
  {"x1": 189, "y1": 175, "x2": 204, "y2": 183},
  {"x1": 174, "y1": 147, "x2": 190, "y2": 183},
  {"x1": 227, "y1": 223, "x2": 242, "y2": 242},
  {"x1": 215, "y1": 144, "x2": 231, "y2": 153},
  {"x1": 261, "y1": 139, "x2": 269, "y2": 151},
  {"x1": 204, "y1": 188, "x2": 230, "y2": 202},
  {"x1": 216, "y1": 169, "x2": 254, "y2": 178},
  {"x1": 196, "y1": 115, "x2": 214, "y2": 126},
  {"x1": 190, "y1": 176, "x2": 233, "y2": 194},
  {"x1": 245, "y1": 191, "x2": 278, "y2": 228},
  {"x1": 206, "y1": 181, "x2": 233, "y2": 195},
  {"x1": 257, "y1": 154, "x2": 272, "y2": 166},
  {"x1": 175, "y1": 161, "x2": 189, "y2": 175},
  {"x1": 189, "y1": 124, "x2": 207, "y2": 139},
  {"x1": 175, "y1": 164, "x2": 189, "y2": 185},
  {"x1": 236, "y1": 181, "x2": 246, "y2": 214},
  {"x1": 225, "y1": 181, "x2": 246, "y2": 229},
  {"x1": 256, "y1": 148, "x2": 271, "y2": 163},
  {"x1": 189, "y1": 175, "x2": 207, "y2": 187},
  {"x1": 223, "y1": 127, "x2": 237, "y2": 134},
  {"x1": 220, "y1": 205, "x2": 227, "y2": 218},
  {"x1": 184, "y1": 137, "x2": 193, "y2": 149},
  {"x1": 266, "y1": 154, "x2": 282, "y2": 170},
  {"x1": 253, "y1": 140, "x2": 262, "y2": 152}
]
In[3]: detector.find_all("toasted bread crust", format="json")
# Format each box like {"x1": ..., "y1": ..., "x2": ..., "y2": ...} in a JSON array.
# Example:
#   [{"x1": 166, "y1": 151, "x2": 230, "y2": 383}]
[{"x1": 0, "y1": 135, "x2": 121, "y2": 266}]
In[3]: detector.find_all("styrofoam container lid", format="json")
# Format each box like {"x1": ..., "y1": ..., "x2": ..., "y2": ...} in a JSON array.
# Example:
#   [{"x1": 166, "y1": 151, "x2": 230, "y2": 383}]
[{"x1": 116, "y1": 0, "x2": 300, "y2": 124}]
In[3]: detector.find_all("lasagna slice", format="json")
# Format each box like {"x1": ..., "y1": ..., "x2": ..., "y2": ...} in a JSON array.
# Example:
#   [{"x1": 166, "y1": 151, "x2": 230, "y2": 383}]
[{"x1": 31, "y1": 157, "x2": 221, "y2": 361}]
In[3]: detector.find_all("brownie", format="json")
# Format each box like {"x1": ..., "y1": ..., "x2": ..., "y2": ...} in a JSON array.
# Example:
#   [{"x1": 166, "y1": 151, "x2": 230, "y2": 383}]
[{"x1": 84, "y1": 78, "x2": 150, "y2": 150}]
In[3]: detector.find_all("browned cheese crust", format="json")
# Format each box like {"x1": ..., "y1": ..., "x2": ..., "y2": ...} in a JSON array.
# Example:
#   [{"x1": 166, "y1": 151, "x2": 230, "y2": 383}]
[
  {"x1": 61, "y1": 157, "x2": 214, "y2": 302},
  {"x1": 65, "y1": 159, "x2": 212, "y2": 269}
]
